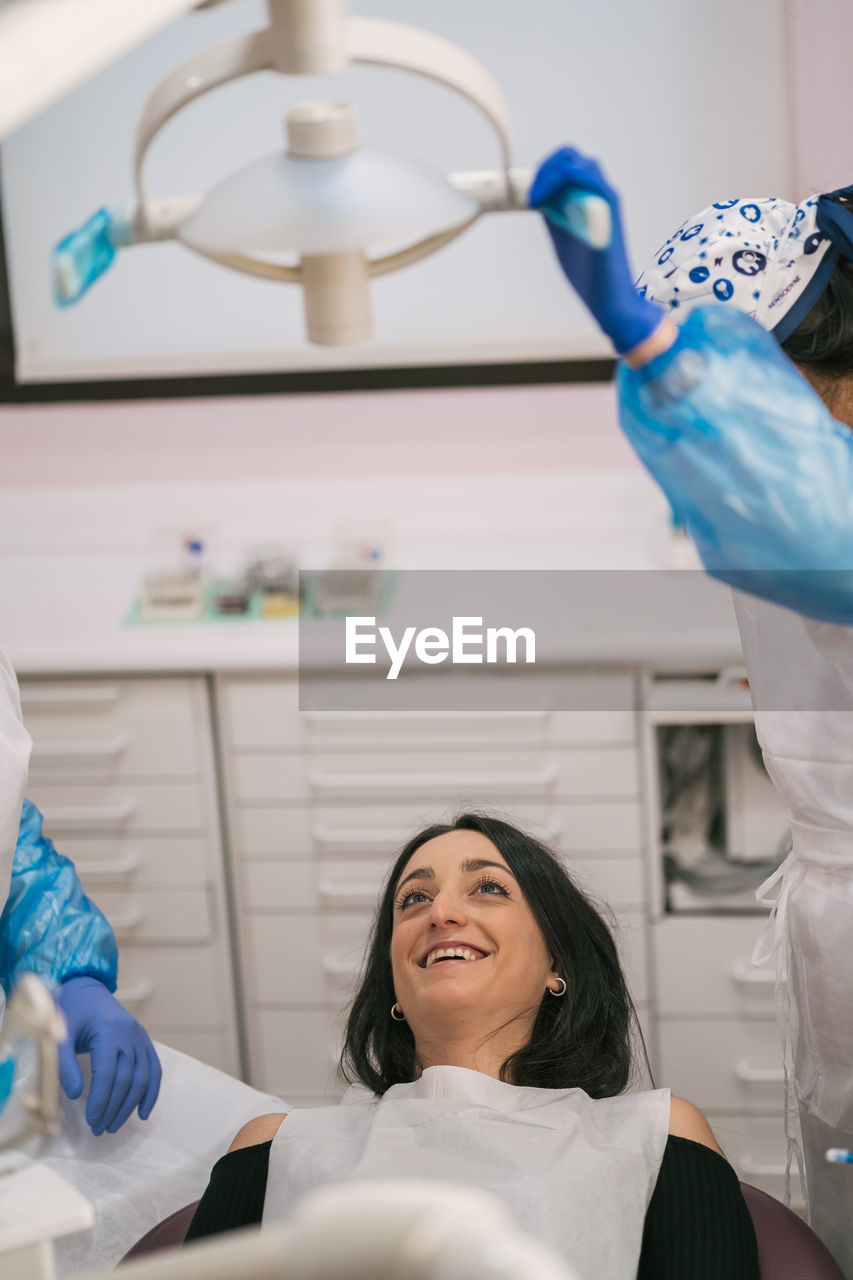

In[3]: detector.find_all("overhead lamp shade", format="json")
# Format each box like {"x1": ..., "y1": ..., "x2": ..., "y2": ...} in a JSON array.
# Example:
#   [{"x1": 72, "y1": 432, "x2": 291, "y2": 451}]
[{"x1": 178, "y1": 148, "x2": 480, "y2": 260}]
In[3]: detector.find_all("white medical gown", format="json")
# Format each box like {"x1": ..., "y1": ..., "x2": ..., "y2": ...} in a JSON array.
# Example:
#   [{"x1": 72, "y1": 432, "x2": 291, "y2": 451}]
[
  {"x1": 617, "y1": 305, "x2": 853, "y2": 1274},
  {"x1": 0, "y1": 650, "x2": 31, "y2": 914}
]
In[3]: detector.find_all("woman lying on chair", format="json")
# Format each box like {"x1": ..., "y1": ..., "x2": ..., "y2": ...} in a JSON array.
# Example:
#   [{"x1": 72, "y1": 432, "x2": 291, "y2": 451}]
[{"x1": 185, "y1": 813, "x2": 759, "y2": 1279}]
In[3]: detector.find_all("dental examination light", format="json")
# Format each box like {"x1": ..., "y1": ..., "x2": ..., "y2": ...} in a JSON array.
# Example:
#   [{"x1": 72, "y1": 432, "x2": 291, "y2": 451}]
[{"x1": 52, "y1": 0, "x2": 610, "y2": 346}]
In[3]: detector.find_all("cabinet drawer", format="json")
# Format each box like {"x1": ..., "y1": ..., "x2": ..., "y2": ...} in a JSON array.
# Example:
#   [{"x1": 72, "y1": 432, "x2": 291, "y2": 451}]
[
  {"x1": 709, "y1": 1114, "x2": 804, "y2": 1208},
  {"x1": 232, "y1": 747, "x2": 639, "y2": 803},
  {"x1": 95, "y1": 886, "x2": 215, "y2": 945},
  {"x1": 234, "y1": 800, "x2": 644, "y2": 858},
  {"x1": 245, "y1": 906, "x2": 647, "y2": 1006},
  {"x1": 61, "y1": 834, "x2": 209, "y2": 888},
  {"x1": 220, "y1": 675, "x2": 637, "y2": 750},
  {"x1": 252, "y1": 1008, "x2": 346, "y2": 1098},
  {"x1": 156, "y1": 1028, "x2": 239, "y2": 1078},
  {"x1": 28, "y1": 781, "x2": 206, "y2": 836},
  {"x1": 242, "y1": 852, "x2": 644, "y2": 912},
  {"x1": 116, "y1": 944, "x2": 230, "y2": 1025},
  {"x1": 654, "y1": 918, "x2": 775, "y2": 1016},
  {"x1": 248, "y1": 912, "x2": 372, "y2": 1005},
  {"x1": 21, "y1": 678, "x2": 205, "y2": 779},
  {"x1": 657, "y1": 1020, "x2": 784, "y2": 1113}
]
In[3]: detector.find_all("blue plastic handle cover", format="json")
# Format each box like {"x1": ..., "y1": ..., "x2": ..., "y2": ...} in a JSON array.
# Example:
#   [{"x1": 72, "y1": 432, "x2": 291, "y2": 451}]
[
  {"x1": 540, "y1": 189, "x2": 612, "y2": 250},
  {"x1": 52, "y1": 208, "x2": 117, "y2": 306},
  {"x1": 0, "y1": 1056, "x2": 14, "y2": 1117}
]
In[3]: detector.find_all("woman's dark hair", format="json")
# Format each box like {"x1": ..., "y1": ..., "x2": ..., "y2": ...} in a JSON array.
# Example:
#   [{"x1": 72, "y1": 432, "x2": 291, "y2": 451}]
[
  {"x1": 781, "y1": 255, "x2": 853, "y2": 381},
  {"x1": 340, "y1": 812, "x2": 645, "y2": 1099}
]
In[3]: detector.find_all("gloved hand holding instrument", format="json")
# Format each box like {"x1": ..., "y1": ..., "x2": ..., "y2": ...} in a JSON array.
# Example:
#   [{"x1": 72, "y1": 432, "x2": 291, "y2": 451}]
[{"x1": 528, "y1": 145, "x2": 665, "y2": 355}]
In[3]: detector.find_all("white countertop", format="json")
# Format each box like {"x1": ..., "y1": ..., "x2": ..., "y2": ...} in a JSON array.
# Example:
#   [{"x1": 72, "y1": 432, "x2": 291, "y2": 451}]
[{"x1": 0, "y1": 471, "x2": 743, "y2": 675}]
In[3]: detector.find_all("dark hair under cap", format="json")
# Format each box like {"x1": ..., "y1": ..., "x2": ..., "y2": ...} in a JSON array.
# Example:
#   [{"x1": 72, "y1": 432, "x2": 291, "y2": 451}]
[
  {"x1": 782, "y1": 254, "x2": 853, "y2": 380},
  {"x1": 339, "y1": 811, "x2": 646, "y2": 1098}
]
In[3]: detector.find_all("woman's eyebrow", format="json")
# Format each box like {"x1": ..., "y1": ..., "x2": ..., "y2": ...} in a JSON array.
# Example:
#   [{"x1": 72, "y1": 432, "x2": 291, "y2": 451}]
[{"x1": 395, "y1": 857, "x2": 513, "y2": 893}]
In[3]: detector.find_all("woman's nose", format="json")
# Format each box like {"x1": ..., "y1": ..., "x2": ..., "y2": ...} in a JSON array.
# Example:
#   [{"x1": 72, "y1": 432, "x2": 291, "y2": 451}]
[{"x1": 427, "y1": 887, "x2": 468, "y2": 926}]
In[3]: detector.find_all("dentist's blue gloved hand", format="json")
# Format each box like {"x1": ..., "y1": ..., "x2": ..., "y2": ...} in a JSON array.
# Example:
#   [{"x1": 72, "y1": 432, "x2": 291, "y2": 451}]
[
  {"x1": 56, "y1": 976, "x2": 162, "y2": 1134},
  {"x1": 529, "y1": 146, "x2": 664, "y2": 355}
]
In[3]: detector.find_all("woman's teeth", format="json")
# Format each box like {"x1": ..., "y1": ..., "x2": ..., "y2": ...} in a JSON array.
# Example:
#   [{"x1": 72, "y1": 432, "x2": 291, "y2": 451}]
[{"x1": 425, "y1": 947, "x2": 482, "y2": 968}]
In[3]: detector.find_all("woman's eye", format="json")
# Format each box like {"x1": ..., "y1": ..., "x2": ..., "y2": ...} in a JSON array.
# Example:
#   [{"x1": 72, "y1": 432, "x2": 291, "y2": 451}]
[
  {"x1": 399, "y1": 889, "x2": 429, "y2": 909},
  {"x1": 475, "y1": 878, "x2": 509, "y2": 896}
]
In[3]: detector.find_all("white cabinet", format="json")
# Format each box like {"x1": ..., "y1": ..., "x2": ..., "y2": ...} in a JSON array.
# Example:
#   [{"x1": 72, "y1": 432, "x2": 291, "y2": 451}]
[
  {"x1": 216, "y1": 673, "x2": 649, "y2": 1107},
  {"x1": 19, "y1": 677, "x2": 241, "y2": 1076}
]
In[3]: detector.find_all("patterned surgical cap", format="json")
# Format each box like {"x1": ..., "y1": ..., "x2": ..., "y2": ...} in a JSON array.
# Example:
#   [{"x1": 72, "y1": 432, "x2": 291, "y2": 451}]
[{"x1": 636, "y1": 185, "x2": 853, "y2": 341}]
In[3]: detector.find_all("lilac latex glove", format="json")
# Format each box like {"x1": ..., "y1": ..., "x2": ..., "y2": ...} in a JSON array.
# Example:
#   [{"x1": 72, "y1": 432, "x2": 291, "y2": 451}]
[
  {"x1": 529, "y1": 146, "x2": 663, "y2": 355},
  {"x1": 56, "y1": 976, "x2": 162, "y2": 1134}
]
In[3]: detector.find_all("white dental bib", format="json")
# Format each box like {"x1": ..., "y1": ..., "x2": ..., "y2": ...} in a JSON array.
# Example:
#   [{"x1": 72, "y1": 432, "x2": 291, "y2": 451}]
[{"x1": 264, "y1": 1066, "x2": 670, "y2": 1280}]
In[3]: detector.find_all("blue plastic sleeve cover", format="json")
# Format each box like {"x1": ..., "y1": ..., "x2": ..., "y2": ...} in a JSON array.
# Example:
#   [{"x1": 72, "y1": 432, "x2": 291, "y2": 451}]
[
  {"x1": 0, "y1": 800, "x2": 118, "y2": 995},
  {"x1": 616, "y1": 304, "x2": 853, "y2": 625}
]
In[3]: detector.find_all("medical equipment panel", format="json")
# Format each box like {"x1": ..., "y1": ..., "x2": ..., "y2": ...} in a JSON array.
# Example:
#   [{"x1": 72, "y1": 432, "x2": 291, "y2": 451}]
[{"x1": 19, "y1": 676, "x2": 240, "y2": 1076}]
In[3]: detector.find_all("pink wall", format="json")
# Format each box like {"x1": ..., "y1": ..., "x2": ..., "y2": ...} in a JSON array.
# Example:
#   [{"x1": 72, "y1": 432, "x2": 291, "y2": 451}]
[{"x1": 0, "y1": 381, "x2": 637, "y2": 487}]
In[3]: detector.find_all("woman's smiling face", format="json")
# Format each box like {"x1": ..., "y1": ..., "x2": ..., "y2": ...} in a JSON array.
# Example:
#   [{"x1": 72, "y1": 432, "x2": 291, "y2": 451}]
[{"x1": 389, "y1": 829, "x2": 560, "y2": 1036}]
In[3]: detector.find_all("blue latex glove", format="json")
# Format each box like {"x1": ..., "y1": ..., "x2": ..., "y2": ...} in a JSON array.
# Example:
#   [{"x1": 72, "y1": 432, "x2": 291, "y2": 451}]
[
  {"x1": 529, "y1": 146, "x2": 663, "y2": 355},
  {"x1": 56, "y1": 976, "x2": 162, "y2": 1134}
]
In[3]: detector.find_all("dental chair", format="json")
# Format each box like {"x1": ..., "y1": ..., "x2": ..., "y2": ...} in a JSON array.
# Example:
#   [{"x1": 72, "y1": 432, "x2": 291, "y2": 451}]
[{"x1": 120, "y1": 1183, "x2": 845, "y2": 1279}]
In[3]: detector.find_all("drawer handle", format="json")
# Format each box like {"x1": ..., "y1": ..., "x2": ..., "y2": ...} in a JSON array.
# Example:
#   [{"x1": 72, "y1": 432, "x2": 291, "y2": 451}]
[
  {"x1": 735, "y1": 1060, "x2": 785, "y2": 1085},
  {"x1": 31, "y1": 735, "x2": 128, "y2": 761},
  {"x1": 731, "y1": 963, "x2": 775, "y2": 986},
  {"x1": 317, "y1": 880, "x2": 379, "y2": 902},
  {"x1": 21, "y1": 686, "x2": 121, "y2": 705},
  {"x1": 322, "y1": 952, "x2": 361, "y2": 979},
  {"x1": 115, "y1": 979, "x2": 154, "y2": 1006},
  {"x1": 73, "y1": 852, "x2": 142, "y2": 881},
  {"x1": 309, "y1": 765, "x2": 559, "y2": 795},
  {"x1": 42, "y1": 800, "x2": 136, "y2": 827},
  {"x1": 109, "y1": 907, "x2": 146, "y2": 936}
]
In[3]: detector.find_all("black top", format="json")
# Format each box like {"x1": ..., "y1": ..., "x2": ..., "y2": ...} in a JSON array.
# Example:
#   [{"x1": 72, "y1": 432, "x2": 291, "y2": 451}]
[{"x1": 184, "y1": 1133, "x2": 759, "y2": 1278}]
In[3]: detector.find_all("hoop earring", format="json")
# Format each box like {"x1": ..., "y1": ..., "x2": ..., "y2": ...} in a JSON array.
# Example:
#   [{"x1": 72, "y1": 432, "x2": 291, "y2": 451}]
[
  {"x1": 391, "y1": 1002, "x2": 406, "y2": 1021},
  {"x1": 548, "y1": 976, "x2": 567, "y2": 998}
]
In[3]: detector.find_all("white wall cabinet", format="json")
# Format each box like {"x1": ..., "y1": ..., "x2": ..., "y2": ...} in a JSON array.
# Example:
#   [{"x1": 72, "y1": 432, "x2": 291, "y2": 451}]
[{"x1": 19, "y1": 676, "x2": 241, "y2": 1076}]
